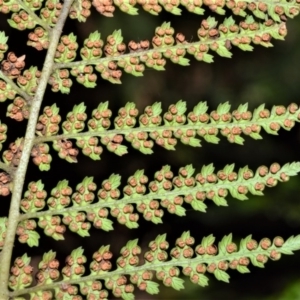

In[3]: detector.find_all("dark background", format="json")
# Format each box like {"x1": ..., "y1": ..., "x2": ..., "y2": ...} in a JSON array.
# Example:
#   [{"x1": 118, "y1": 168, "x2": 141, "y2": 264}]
[{"x1": 1, "y1": 5, "x2": 300, "y2": 300}]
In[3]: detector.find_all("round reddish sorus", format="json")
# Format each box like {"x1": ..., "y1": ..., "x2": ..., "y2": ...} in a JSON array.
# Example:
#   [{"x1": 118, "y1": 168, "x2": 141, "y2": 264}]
[
  {"x1": 243, "y1": 126, "x2": 252, "y2": 135},
  {"x1": 288, "y1": 6, "x2": 299, "y2": 16},
  {"x1": 155, "y1": 171, "x2": 165, "y2": 182},
  {"x1": 197, "y1": 28, "x2": 208, "y2": 38},
  {"x1": 207, "y1": 263, "x2": 216, "y2": 273},
  {"x1": 237, "y1": 185, "x2": 248, "y2": 194},
  {"x1": 240, "y1": 21, "x2": 249, "y2": 30},
  {"x1": 270, "y1": 250, "x2": 281, "y2": 260},
  {"x1": 242, "y1": 169, "x2": 254, "y2": 180},
  {"x1": 187, "y1": 273, "x2": 199, "y2": 284},
  {"x1": 122, "y1": 284, "x2": 133, "y2": 293},
  {"x1": 206, "y1": 244, "x2": 217, "y2": 255},
  {"x1": 266, "y1": 177, "x2": 277, "y2": 187},
  {"x1": 254, "y1": 182, "x2": 265, "y2": 191},
  {"x1": 283, "y1": 119, "x2": 295, "y2": 129},
  {"x1": 256, "y1": 254, "x2": 268, "y2": 264},
  {"x1": 261, "y1": 33, "x2": 271, "y2": 42},
  {"x1": 229, "y1": 259, "x2": 238, "y2": 269},
  {"x1": 258, "y1": 165, "x2": 268, "y2": 176},
  {"x1": 207, "y1": 127, "x2": 218, "y2": 136},
  {"x1": 128, "y1": 256, "x2": 138, "y2": 266},
  {"x1": 236, "y1": 0, "x2": 246, "y2": 8},
  {"x1": 273, "y1": 236, "x2": 284, "y2": 247},
  {"x1": 196, "y1": 173, "x2": 206, "y2": 184},
  {"x1": 287, "y1": 103, "x2": 298, "y2": 114},
  {"x1": 183, "y1": 194, "x2": 193, "y2": 204},
  {"x1": 143, "y1": 141, "x2": 154, "y2": 148},
  {"x1": 182, "y1": 247, "x2": 193, "y2": 258},
  {"x1": 172, "y1": 196, "x2": 182, "y2": 207},
  {"x1": 218, "y1": 260, "x2": 228, "y2": 270},
  {"x1": 221, "y1": 112, "x2": 231, "y2": 122},
  {"x1": 260, "y1": 238, "x2": 272, "y2": 250},
  {"x1": 148, "y1": 181, "x2": 158, "y2": 193},
  {"x1": 139, "y1": 271, "x2": 152, "y2": 282},
  {"x1": 226, "y1": 172, "x2": 236, "y2": 181},
  {"x1": 115, "y1": 275, "x2": 127, "y2": 287},
  {"x1": 206, "y1": 173, "x2": 217, "y2": 183},
  {"x1": 269, "y1": 163, "x2": 280, "y2": 174},
  {"x1": 49, "y1": 269, "x2": 60, "y2": 280},
  {"x1": 229, "y1": 24, "x2": 239, "y2": 32},
  {"x1": 110, "y1": 69, "x2": 121, "y2": 79},
  {"x1": 133, "y1": 64, "x2": 145, "y2": 75},
  {"x1": 128, "y1": 40, "x2": 140, "y2": 51},
  {"x1": 117, "y1": 213, "x2": 127, "y2": 224},
  {"x1": 238, "y1": 257, "x2": 250, "y2": 266},
  {"x1": 232, "y1": 110, "x2": 241, "y2": 120},
  {"x1": 226, "y1": 242, "x2": 237, "y2": 253},
  {"x1": 206, "y1": 190, "x2": 215, "y2": 199},
  {"x1": 152, "y1": 36, "x2": 162, "y2": 47},
  {"x1": 257, "y1": 1, "x2": 267, "y2": 11}
]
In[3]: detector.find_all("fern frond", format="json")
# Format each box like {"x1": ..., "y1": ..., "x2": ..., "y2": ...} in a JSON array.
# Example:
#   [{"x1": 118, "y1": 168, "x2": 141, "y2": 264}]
[
  {"x1": 23, "y1": 101, "x2": 300, "y2": 168},
  {"x1": 92, "y1": 0, "x2": 300, "y2": 21},
  {"x1": 50, "y1": 19, "x2": 287, "y2": 90},
  {"x1": 8, "y1": 232, "x2": 300, "y2": 299},
  {"x1": 13, "y1": 162, "x2": 300, "y2": 244}
]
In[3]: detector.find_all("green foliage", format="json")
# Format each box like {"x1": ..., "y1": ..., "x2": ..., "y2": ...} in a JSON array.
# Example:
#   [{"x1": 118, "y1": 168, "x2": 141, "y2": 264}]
[{"x1": 0, "y1": 0, "x2": 300, "y2": 299}]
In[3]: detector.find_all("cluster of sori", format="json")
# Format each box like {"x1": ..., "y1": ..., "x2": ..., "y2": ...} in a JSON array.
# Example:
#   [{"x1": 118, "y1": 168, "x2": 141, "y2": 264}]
[
  {"x1": 2, "y1": 138, "x2": 24, "y2": 167},
  {"x1": 40, "y1": 0, "x2": 62, "y2": 25},
  {"x1": 36, "y1": 104, "x2": 61, "y2": 136},
  {"x1": 92, "y1": 0, "x2": 115, "y2": 16},
  {"x1": 0, "y1": 50, "x2": 39, "y2": 123},
  {"x1": 28, "y1": 27, "x2": 49, "y2": 50},
  {"x1": 55, "y1": 34, "x2": 78, "y2": 63},
  {"x1": 1, "y1": 52, "x2": 25, "y2": 78},
  {"x1": 0, "y1": 79, "x2": 16, "y2": 102},
  {"x1": 9, "y1": 254, "x2": 33, "y2": 292},
  {"x1": 16, "y1": 181, "x2": 46, "y2": 245},
  {"x1": 69, "y1": 0, "x2": 92, "y2": 21},
  {"x1": 7, "y1": 96, "x2": 30, "y2": 121}
]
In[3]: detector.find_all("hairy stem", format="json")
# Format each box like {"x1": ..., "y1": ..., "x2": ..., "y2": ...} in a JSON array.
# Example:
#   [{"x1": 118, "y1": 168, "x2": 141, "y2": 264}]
[{"x1": 0, "y1": 1, "x2": 74, "y2": 298}]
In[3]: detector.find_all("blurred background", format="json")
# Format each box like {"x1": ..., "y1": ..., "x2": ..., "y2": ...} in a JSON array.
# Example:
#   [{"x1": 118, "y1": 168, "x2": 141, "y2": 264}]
[{"x1": 1, "y1": 5, "x2": 300, "y2": 300}]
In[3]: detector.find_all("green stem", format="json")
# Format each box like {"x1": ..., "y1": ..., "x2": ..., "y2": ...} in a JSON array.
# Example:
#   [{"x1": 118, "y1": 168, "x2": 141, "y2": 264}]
[{"x1": 0, "y1": 0, "x2": 74, "y2": 299}]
